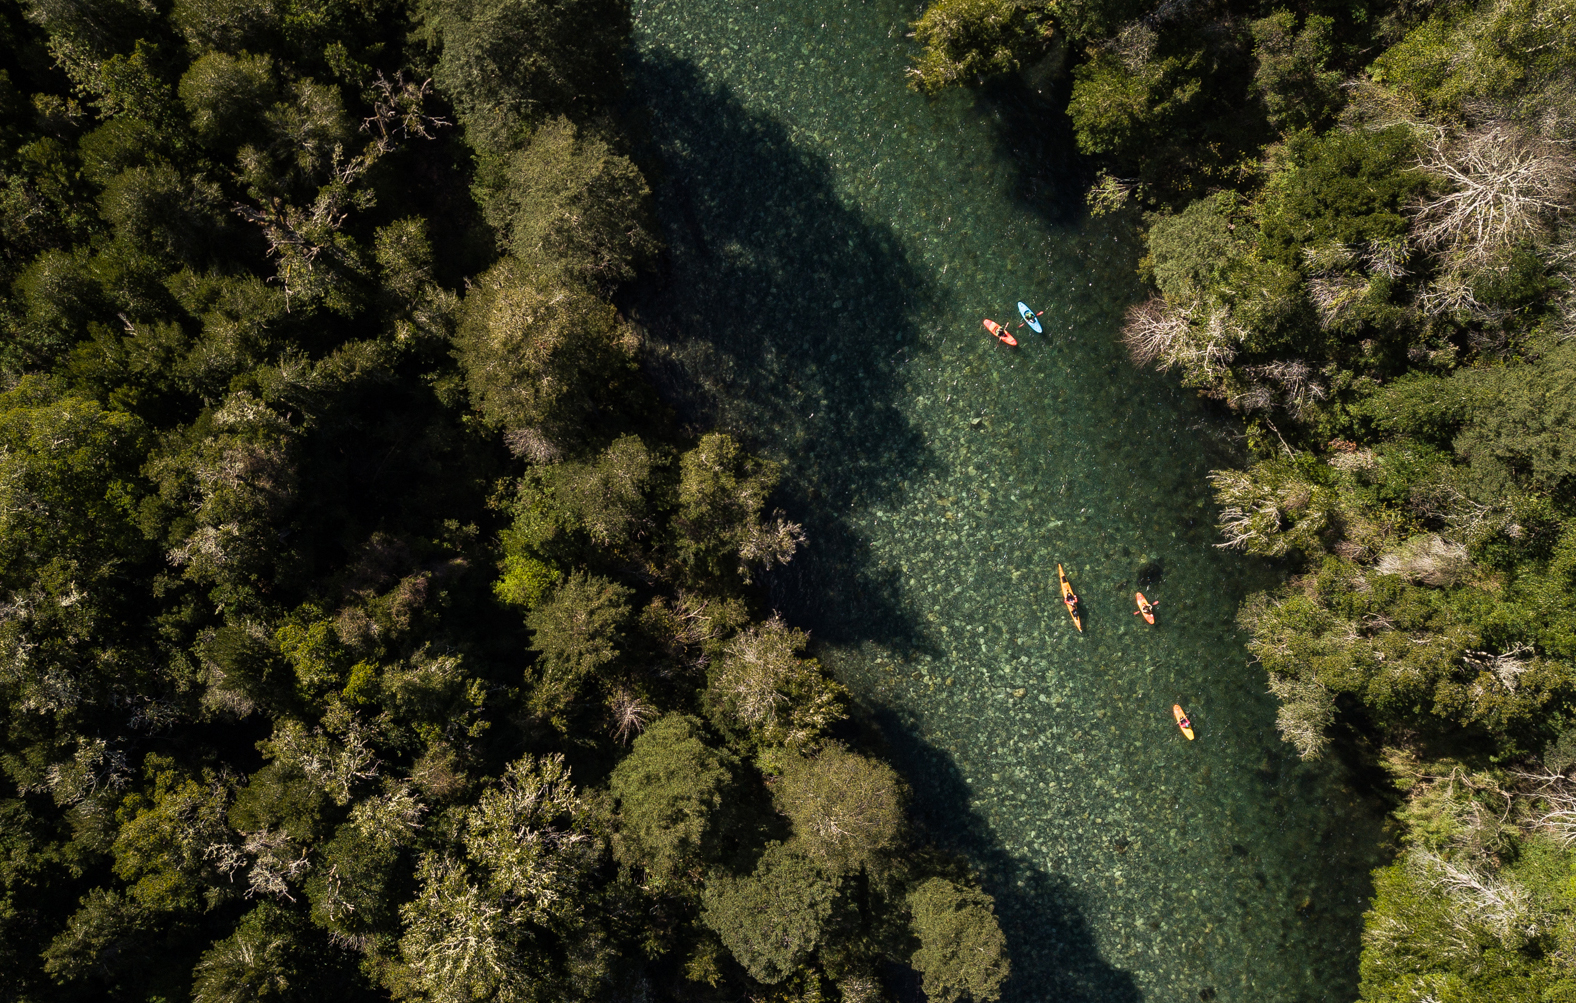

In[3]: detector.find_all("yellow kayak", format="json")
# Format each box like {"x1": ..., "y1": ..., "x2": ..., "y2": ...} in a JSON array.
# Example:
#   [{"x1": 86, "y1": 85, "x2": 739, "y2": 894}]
[
  {"x1": 1058, "y1": 564, "x2": 1082, "y2": 632},
  {"x1": 1173, "y1": 704, "x2": 1195, "y2": 740}
]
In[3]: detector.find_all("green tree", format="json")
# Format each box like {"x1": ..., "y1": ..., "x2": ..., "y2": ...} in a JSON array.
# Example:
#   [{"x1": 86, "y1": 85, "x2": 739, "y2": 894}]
[
  {"x1": 40, "y1": 887, "x2": 155, "y2": 988},
  {"x1": 0, "y1": 377, "x2": 146, "y2": 588},
  {"x1": 191, "y1": 902, "x2": 357, "y2": 1003},
  {"x1": 526, "y1": 571, "x2": 631, "y2": 725},
  {"x1": 149, "y1": 390, "x2": 300, "y2": 589},
  {"x1": 179, "y1": 51, "x2": 278, "y2": 148},
  {"x1": 1256, "y1": 127, "x2": 1426, "y2": 265},
  {"x1": 1450, "y1": 345, "x2": 1576, "y2": 497},
  {"x1": 454, "y1": 257, "x2": 635, "y2": 455},
  {"x1": 171, "y1": 0, "x2": 283, "y2": 52},
  {"x1": 426, "y1": 0, "x2": 632, "y2": 152},
  {"x1": 701, "y1": 842, "x2": 840, "y2": 984},
  {"x1": 500, "y1": 434, "x2": 658, "y2": 563},
  {"x1": 111, "y1": 755, "x2": 234, "y2": 912},
  {"x1": 98, "y1": 163, "x2": 225, "y2": 263},
  {"x1": 399, "y1": 754, "x2": 598, "y2": 1003},
  {"x1": 476, "y1": 116, "x2": 657, "y2": 288},
  {"x1": 1144, "y1": 194, "x2": 1250, "y2": 302},
  {"x1": 675, "y1": 432, "x2": 804, "y2": 585},
  {"x1": 1249, "y1": 11, "x2": 1342, "y2": 133},
  {"x1": 1209, "y1": 454, "x2": 1338, "y2": 558},
  {"x1": 306, "y1": 821, "x2": 403, "y2": 938},
  {"x1": 773, "y1": 745, "x2": 906, "y2": 873},
  {"x1": 906, "y1": 877, "x2": 1010, "y2": 1003},
  {"x1": 609, "y1": 713, "x2": 740, "y2": 888},
  {"x1": 704, "y1": 616, "x2": 847, "y2": 749}
]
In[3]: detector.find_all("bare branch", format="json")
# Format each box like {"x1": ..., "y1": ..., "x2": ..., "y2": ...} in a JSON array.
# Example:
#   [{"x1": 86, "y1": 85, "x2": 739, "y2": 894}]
[{"x1": 1414, "y1": 123, "x2": 1574, "y2": 264}]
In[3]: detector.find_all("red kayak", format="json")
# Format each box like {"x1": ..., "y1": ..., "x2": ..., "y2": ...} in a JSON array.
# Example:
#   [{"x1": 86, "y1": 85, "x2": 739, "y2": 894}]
[{"x1": 983, "y1": 319, "x2": 1018, "y2": 346}]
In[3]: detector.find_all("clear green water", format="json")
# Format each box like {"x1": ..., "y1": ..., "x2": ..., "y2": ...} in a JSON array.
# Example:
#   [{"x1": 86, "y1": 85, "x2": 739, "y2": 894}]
[{"x1": 625, "y1": 2, "x2": 1387, "y2": 1000}]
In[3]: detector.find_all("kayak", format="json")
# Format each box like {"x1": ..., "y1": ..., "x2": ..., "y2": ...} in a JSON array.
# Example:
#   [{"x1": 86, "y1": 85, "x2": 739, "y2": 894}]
[
  {"x1": 1173, "y1": 704, "x2": 1195, "y2": 740},
  {"x1": 1135, "y1": 592, "x2": 1155, "y2": 624},
  {"x1": 1057, "y1": 563, "x2": 1082, "y2": 632},
  {"x1": 983, "y1": 318, "x2": 1018, "y2": 346},
  {"x1": 1017, "y1": 301, "x2": 1043, "y2": 334}
]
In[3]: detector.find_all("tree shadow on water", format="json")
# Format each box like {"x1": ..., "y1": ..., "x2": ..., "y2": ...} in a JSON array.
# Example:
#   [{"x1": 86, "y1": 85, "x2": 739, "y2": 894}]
[
  {"x1": 622, "y1": 51, "x2": 939, "y2": 649},
  {"x1": 623, "y1": 49, "x2": 1141, "y2": 1003},
  {"x1": 973, "y1": 75, "x2": 1091, "y2": 229},
  {"x1": 874, "y1": 707, "x2": 1141, "y2": 1003}
]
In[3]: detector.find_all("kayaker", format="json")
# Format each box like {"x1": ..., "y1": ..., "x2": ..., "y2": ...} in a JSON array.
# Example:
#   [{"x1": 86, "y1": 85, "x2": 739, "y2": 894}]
[
  {"x1": 1132, "y1": 598, "x2": 1158, "y2": 617},
  {"x1": 1063, "y1": 591, "x2": 1080, "y2": 614}
]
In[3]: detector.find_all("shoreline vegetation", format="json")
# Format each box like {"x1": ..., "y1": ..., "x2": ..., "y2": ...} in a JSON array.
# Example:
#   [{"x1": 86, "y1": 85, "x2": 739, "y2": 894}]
[
  {"x1": 0, "y1": 1, "x2": 1012, "y2": 1002},
  {"x1": 911, "y1": 0, "x2": 1576, "y2": 997}
]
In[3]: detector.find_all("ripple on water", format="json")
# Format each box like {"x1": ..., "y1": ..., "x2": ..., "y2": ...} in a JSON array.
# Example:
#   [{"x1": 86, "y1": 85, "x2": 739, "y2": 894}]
[{"x1": 627, "y1": 2, "x2": 1388, "y2": 1000}]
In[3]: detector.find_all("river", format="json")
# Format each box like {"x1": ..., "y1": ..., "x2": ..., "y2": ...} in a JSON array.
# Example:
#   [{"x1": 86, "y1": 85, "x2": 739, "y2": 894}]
[{"x1": 623, "y1": 1, "x2": 1387, "y2": 1000}]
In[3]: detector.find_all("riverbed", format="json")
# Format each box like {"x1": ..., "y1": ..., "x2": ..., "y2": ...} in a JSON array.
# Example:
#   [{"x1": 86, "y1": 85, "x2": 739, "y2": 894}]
[{"x1": 624, "y1": 1, "x2": 1386, "y2": 999}]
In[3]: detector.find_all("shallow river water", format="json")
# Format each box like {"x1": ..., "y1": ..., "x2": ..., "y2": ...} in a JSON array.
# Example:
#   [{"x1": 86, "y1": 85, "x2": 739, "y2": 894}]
[{"x1": 624, "y1": 1, "x2": 1388, "y2": 1000}]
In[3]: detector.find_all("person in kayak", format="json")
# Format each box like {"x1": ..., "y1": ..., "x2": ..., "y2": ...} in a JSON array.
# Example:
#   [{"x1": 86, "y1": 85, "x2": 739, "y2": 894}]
[
  {"x1": 1133, "y1": 598, "x2": 1158, "y2": 617},
  {"x1": 1063, "y1": 590, "x2": 1081, "y2": 615},
  {"x1": 1017, "y1": 310, "x2": 1044, "y2": 329}
]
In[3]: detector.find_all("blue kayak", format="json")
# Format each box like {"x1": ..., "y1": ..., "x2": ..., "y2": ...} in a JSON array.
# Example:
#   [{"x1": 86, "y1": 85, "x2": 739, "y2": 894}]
[{"x1": 1017, "y1": 301, "x2": 1043, "y2": 334}]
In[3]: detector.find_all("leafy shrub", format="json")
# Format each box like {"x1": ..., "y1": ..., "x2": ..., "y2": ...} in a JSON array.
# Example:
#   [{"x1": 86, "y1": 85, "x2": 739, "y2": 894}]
[{"x1": 1257, "y1": 127, "x2": 1426, "y2": 265}]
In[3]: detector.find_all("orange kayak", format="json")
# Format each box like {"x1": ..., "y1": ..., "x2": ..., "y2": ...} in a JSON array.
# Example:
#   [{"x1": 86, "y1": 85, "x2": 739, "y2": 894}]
[
  {"x1": 983, "y1": 319, "x2": 1018, "y2": 346},
  {"x1": 1135, "y1": 592, "x2": 1155, "y2": 624},
  {"x1": 1057, "y1": 563, "x2": 1082, "y2": 632},
  {"x1": 1173, "y1": 704, "x2": 1195, "y2": 740}
]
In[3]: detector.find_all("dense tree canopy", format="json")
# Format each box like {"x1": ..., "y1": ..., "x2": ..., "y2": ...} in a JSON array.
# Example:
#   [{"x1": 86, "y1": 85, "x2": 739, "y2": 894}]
[{"x1": 0, "y1": 0, "x2": 1010, "y2": 1000}]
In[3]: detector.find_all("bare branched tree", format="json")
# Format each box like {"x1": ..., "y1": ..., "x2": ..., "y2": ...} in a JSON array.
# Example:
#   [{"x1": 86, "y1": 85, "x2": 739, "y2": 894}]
[
  {"x1": 1266, "y1": 672, "x2": 1336, "y2": 760},
  {"x1": 1408, "y1": 478, "x2": 1513, "y2": 545},
  {"x1": 1519, "y1": 768, "x2": 1576, "y2": 848},
  {"x1": 1414, "y1": 123, "x2": 1574, "y2": 265},
  {"x1": 1365, "y1": 237, "x2": 1412, "y2": 279},
  {"x1": 1308, "y1": 273, "x2": 1369, "y2": 328},
  {"x1": 1409, "y1": 847, "x2": 1535, "y2": 946},
  {"x1": 1120, "y1": 295, "x2": 1241, "y2": 393},
  {"x1": 1375, "y1": 534, "x2": 1474, "y2": 586},
  {"x1": 1111, "y1": 22, "x2": 1158, "y2": 71},
  {"x1": 1120, "y1": 294, "x2": 1188, "y2": 365},
  {"x1": 502, "y1": 427, "x2": 561, "y2": 463},
  {"x1": 362, "y1": 72, "x2": 451, "y2": 152},
  {"x1": 1416, "y1": 268, "x2": 1503, "y2": 320},
  {"x1": 738, "y1": 511, "x2": 806, "y2": 581},
  {"x1": 1462, "y1": 642, "x2": 1536, "y2": 693},
  {"x1": 608, "y1": 687, "x2": 655, "y2": 744},
  {"x1": 1231, "y1": 360, "x2": 1328, "y2": 420}
]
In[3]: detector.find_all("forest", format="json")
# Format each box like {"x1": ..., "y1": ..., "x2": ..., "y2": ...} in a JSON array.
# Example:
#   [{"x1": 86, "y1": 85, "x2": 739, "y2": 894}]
[
  {"x1": 0, "y1": 1, "x2": 1015, "y2": 1001},
  {"x1": 914, "y1": 0, "x2": 1576, "y2": 997}
]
